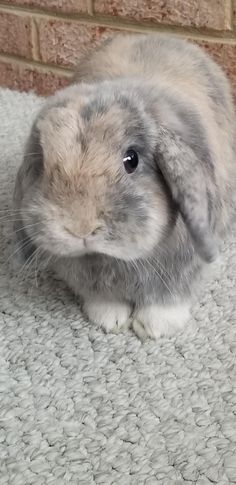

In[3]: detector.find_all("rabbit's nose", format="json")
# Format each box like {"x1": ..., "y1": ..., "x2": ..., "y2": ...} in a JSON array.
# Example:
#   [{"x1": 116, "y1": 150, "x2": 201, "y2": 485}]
[{"x1": 64, "y1": 225, "x2": 102, "y2": 239}]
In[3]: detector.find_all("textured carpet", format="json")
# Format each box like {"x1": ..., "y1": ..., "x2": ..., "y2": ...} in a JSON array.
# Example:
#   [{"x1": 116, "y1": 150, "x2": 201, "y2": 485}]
[{"x1": 0, "y1": 87, "x2": 236, "y2": 485}]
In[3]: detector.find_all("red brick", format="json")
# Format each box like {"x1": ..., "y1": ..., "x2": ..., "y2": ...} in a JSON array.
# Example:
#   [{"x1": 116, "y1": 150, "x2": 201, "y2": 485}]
[
  {"x1": 37, "y1": 19, "x2": 116, "y2": 68},
  {"x1": 94, "y1": 0, "x2": 227, "y2": 30},
  {"x1": 232, "y1": 0, "x2": 236, "y2": 27},
  {"x1": 1, "y1": 0, "x2": 87, "y2": 14},
  {"x1": 193, "y1": 40, "x2": 236, "y2": 97},
  {"x1": 0, "y1": 12, "x2": 32, "y2": 59},
  {"x1": 0, "y1": 59, "x2": 70, "y2": 95}
]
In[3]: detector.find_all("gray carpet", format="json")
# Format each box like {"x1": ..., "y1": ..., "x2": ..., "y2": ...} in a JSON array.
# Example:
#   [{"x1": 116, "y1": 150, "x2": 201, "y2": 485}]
[{"x1": 0, "y1": 87, "x2": 236, "y2": 485}]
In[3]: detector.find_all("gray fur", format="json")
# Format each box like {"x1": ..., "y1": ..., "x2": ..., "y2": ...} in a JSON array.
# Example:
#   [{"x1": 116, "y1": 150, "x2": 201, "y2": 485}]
[
  {"x1": 155, "y1": 126, "x2": 218, "y2": 262},
  {"x1": 13, "y1": 34, "x2": 236, "y2": 334}
]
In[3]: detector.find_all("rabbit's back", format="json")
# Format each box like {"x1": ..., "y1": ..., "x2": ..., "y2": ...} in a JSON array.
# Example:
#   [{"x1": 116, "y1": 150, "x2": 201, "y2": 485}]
[{"x1": 75, "y1": 35, "x2": 231, "y2": 111}]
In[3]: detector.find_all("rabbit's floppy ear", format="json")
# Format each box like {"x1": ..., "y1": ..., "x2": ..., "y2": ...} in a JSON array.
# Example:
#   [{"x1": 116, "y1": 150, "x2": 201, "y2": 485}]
[{"x1": 155, "y1": 126, "x2": 218, "y2": 262}]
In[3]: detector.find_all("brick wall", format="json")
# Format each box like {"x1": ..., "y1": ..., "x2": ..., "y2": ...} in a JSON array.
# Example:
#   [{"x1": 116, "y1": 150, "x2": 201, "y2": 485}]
[{"x1": 0, "y1": 0, "x2": 236, "y2": 96}]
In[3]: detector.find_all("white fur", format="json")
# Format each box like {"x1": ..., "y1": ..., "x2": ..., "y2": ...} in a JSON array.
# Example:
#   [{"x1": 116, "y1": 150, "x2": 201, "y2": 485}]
[
  {"x1": 83, "y1": 299, "x2": 132, "y2": 333},
  {"x1": 132, "y1": 304, "x2": 190, "y2": 340}
]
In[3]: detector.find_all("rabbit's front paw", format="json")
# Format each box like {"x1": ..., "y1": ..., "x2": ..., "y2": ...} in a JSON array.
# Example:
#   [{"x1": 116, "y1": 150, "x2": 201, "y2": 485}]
[
  {"x1": 132, "y1": 304, "x2": 190, "y2": 340},
  {"x1": 83, "y1": 298, "x2": 132, "y2": 333}
]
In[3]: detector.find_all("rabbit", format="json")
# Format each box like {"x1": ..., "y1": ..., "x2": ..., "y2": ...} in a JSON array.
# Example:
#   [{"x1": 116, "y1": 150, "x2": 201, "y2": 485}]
[{"x1": 13, "y1": 34, "x2": 236, "y2": 339}]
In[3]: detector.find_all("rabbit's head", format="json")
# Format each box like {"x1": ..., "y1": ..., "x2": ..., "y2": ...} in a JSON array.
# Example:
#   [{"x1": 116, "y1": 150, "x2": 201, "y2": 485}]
[{"x1": 14, "y1": 80, "x2": 217, "y2": 263}]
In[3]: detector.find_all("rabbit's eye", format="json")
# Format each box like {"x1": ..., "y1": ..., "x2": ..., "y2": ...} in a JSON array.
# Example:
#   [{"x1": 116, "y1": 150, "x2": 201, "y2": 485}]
[{"x1": 123, "y1": 149, "x2": 139, "y2": 174}]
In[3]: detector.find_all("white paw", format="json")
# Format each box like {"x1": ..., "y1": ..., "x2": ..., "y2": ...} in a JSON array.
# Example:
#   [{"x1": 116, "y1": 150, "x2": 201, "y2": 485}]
[
  {"x1": 83, "y1": 299, "x2": 132, "y2": 333},
  {"x1": 132, "y1": 304, "x2": 190, "y2": 340}
]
